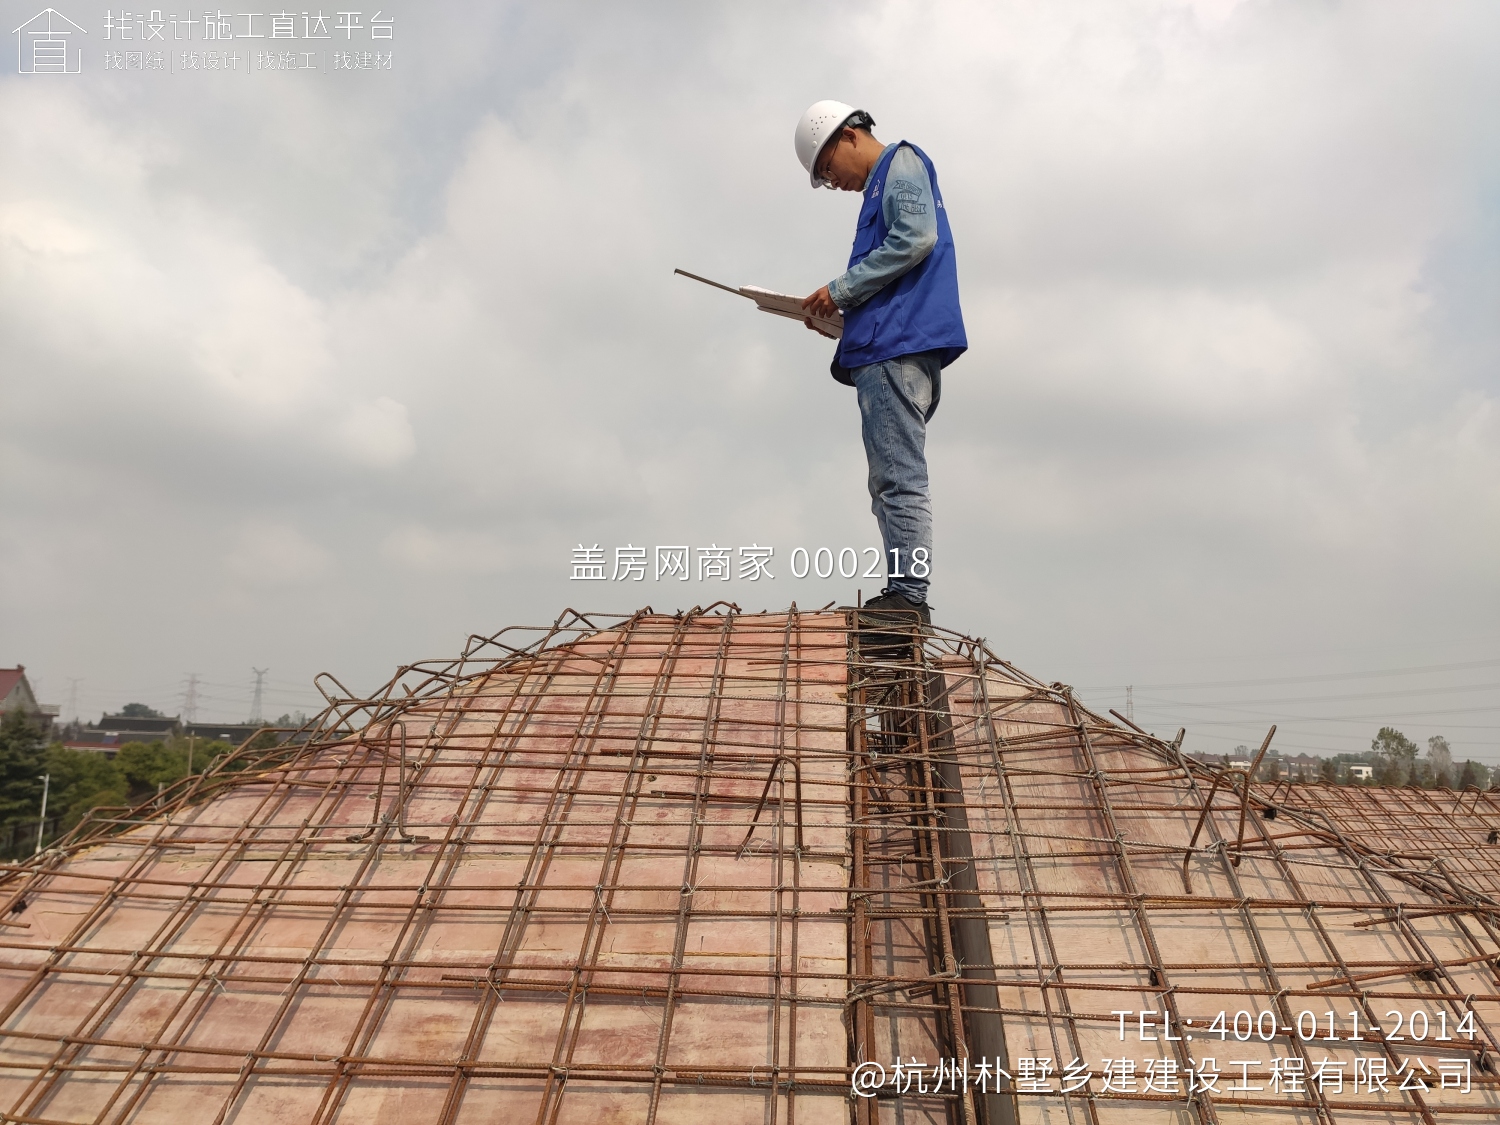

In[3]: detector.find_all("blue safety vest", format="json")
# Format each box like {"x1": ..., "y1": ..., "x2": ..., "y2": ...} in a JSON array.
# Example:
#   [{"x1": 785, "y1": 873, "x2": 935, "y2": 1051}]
[{"x1": 832, "y1": 141, "x2": 967, "y2": 383}]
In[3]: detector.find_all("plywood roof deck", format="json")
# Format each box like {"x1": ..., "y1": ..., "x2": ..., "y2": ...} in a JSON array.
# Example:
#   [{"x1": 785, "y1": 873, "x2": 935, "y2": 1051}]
[
  {"x1": 0, "y1": 608, "x2": 1495, "y2": 1124},
  {"x1": 932, "y1": 658, "x2": 1500, "y2": 1123}
]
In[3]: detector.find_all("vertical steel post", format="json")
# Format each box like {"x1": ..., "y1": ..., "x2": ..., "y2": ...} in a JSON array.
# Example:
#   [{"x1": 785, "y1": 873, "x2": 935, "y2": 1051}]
[
  {"x1": 35, "y1": 773, "x2": 50, "y2": 857},
  {"x1": 924, "y1": 670, "x2": 1017, "y2": 1125}
]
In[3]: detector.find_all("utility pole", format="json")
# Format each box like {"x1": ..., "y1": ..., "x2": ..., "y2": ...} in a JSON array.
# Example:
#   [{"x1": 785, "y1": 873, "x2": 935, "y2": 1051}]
[
  {"x1": 250, "y1": 667, "x2": 268, "y2": 724},
  {"x1": 35, "y1": 774, "x2": 50, "y2": 857},
  {"x1": 183, "y1": 673, "x2": 199, "y2": 725},
  {"x1": 1126, "y1": 685, "x2": 1134, "y2": 724},
  {"x1": 65, "y1": 678, "x2": 81, "y2": 724}
]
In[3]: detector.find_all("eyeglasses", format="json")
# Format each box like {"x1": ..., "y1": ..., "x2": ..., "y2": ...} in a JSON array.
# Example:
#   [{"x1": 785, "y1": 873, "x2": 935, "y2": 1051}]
[{"x1": 815, "y1": 150, "x2": 837, "y2": 187}]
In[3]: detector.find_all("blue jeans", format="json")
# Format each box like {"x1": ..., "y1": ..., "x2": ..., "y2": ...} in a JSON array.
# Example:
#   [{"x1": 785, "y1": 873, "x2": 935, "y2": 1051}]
[{"x1": 854, "y1": 351, "x2": 941, "y2": 604}]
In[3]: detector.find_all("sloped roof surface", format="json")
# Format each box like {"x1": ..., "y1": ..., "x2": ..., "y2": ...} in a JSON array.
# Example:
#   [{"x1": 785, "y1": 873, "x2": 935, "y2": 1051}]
[
  {"x1": 0, "y1": 669, "x2": 32, "y2": 708},
  {"x1": 0, "y1": 609, "x2": 1495, "y2": 1124}
]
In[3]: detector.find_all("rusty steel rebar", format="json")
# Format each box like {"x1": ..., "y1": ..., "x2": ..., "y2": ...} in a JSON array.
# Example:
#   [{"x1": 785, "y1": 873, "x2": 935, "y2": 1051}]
[{"x1": 0, "y1": 608, "x2": 1494, "y2": 1125}]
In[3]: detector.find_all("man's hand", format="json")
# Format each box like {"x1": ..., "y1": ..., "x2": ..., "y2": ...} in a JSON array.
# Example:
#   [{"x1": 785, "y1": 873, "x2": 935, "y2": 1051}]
[
  {"x1": 802, "y1": 285, "x2": 839, "y2": 337},
  {"x1": 802, "y1": 285, "x2": 838, "y2": 318}
]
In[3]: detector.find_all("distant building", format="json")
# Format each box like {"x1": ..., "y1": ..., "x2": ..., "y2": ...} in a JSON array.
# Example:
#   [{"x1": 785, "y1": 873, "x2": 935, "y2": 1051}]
[
  {"x1": 92, "y1": 713, "x2": 181, "y2": 739},
  {"x1": 0, "y1": 666, "x2": 59, "y2": 734},
  {"x1": 184, "y1": 722, "x2": 265, "y2": 745},
  {"x1": 62, "y1": 731, "x2": 125, "y2": 758},
  {"x1": 68, "y1": 716, "x2": 272, "y2": 753},
  {"x1": 62, "y1": 711, "x2": 180, "y2": 754},
  {"x1": 1348, "y1": 764, "x2": 1373, "y2": 781}
]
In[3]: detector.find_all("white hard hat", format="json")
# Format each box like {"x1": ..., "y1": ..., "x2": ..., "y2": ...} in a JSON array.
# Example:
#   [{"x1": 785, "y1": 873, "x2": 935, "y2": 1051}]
[{"x1": 795, "y1": 100, "x2": 859, "y2": 188}]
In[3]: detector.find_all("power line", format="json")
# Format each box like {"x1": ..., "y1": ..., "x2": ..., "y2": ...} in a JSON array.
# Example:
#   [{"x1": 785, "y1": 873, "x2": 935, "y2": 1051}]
[
  {"x1": 1135, "y1": 704, "x2": 1500, "y2": 725},
  {"x1": 1135, "y1": 682, "x2": 1500, "y2": 709},
  {"x1": 1078, "y1": 655, "x2": 1500, "y2": 694}
]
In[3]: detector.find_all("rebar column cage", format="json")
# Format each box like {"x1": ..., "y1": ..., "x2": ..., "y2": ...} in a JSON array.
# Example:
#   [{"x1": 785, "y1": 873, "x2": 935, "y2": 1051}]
[{"x1": 0, "y1": 608, "x2": 1495, "y2": 1124}]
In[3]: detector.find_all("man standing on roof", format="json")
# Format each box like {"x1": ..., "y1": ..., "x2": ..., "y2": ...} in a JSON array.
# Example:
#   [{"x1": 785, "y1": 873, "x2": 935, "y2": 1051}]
[{"x1": 796, "y1": 101, "x2": 966, "y2": 630}]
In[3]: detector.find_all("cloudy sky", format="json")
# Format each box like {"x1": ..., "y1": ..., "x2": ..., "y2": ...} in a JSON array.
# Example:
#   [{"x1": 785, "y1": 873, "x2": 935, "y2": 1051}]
[{"x1": 3, "y1": 1, "x2": 1498, "y2": 765}]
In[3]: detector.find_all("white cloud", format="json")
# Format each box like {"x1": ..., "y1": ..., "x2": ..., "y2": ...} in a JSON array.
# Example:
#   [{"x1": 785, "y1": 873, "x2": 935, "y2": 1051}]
[
  {"x1": 224, "y1": 523, "x2": 334, "y2": 588},
  {"x1": 0, "y1": 199, "x2": 95, "y2": 257},
  {"x1": 336, "y1": 396, "x2": 417, "y2": 467},
  {"x1": 382, "y1": 524, "x2": 510, "y2": 575}
]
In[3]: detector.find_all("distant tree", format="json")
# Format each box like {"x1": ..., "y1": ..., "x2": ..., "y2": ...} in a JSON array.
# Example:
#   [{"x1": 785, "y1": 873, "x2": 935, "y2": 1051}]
[
  {"x1": 186, "y1": 737, "x2": 235, "y2": 772},
  {"x1": 1319, "y1": 759, "x2": 1339, "y2": 784},
  {"x1": 42, "y1": 746, "x2": 127, "y2": 828},
  {"x1": 1371, "y1": 727, "x2": 1418, "y2": 779},
  {"x1": 115, "y1": 736, "x2": 234, "y2": 799},
  {"x1": 1427, "y1": 736, "x2": 1453, "y2": 777},
  {"x1": 1456, "y1": 761, "x2": 1491, "y2": 790},
  {"x1": 116, "y1": 741, "x2": 189, "y2": 798},
  {"x1": 0, "y1": 710, "x2": 48, "y2": 823},
  {"x1": 119, "y1": 703, "x2": 166, "y2": 719},
  {"x1": 244, "y1": 730, "x2": 281, "y2": 752}
]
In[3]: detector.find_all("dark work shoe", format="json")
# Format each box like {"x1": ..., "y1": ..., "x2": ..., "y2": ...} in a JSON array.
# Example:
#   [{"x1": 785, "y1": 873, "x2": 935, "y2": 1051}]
[
  {"x1": 860, "y1": 590, "x2": 932, "y2": 626},
  {"x1": 856, "y1": 590, "x2": 932, "y2": 655}
]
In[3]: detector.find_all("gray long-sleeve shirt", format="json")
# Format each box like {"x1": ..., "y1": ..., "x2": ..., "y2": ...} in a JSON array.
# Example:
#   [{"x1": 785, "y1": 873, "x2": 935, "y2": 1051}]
[{"x1": 826, "y1": 143, "x2": 938, "y2": 310}]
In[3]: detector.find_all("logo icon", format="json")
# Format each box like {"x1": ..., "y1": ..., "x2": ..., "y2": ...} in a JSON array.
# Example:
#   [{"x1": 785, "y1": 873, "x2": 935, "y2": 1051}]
[{"x1": 13, "y1": 8, "x2": 85, "y2": 74}]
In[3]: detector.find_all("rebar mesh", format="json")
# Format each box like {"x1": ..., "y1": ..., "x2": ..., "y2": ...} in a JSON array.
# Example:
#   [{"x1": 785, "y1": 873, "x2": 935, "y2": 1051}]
[{"x1": 0, "y1": 607, "x2": 1495, "y2": 1125}]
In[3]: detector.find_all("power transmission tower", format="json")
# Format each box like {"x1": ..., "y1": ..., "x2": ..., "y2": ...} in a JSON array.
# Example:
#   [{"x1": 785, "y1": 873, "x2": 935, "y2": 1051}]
[
  {"x1": 65, "y1": 679, "x2": 81, "y2": 724},
  {"x1": 1125, "y1": 685, "x2": 1134, "y2": 723},
  {"x1": 250, "y1": 668, "x2": 268, "y2": 724},
  {"x1": 183, "y1": 673, "x2": 200, "y2": 725}
]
